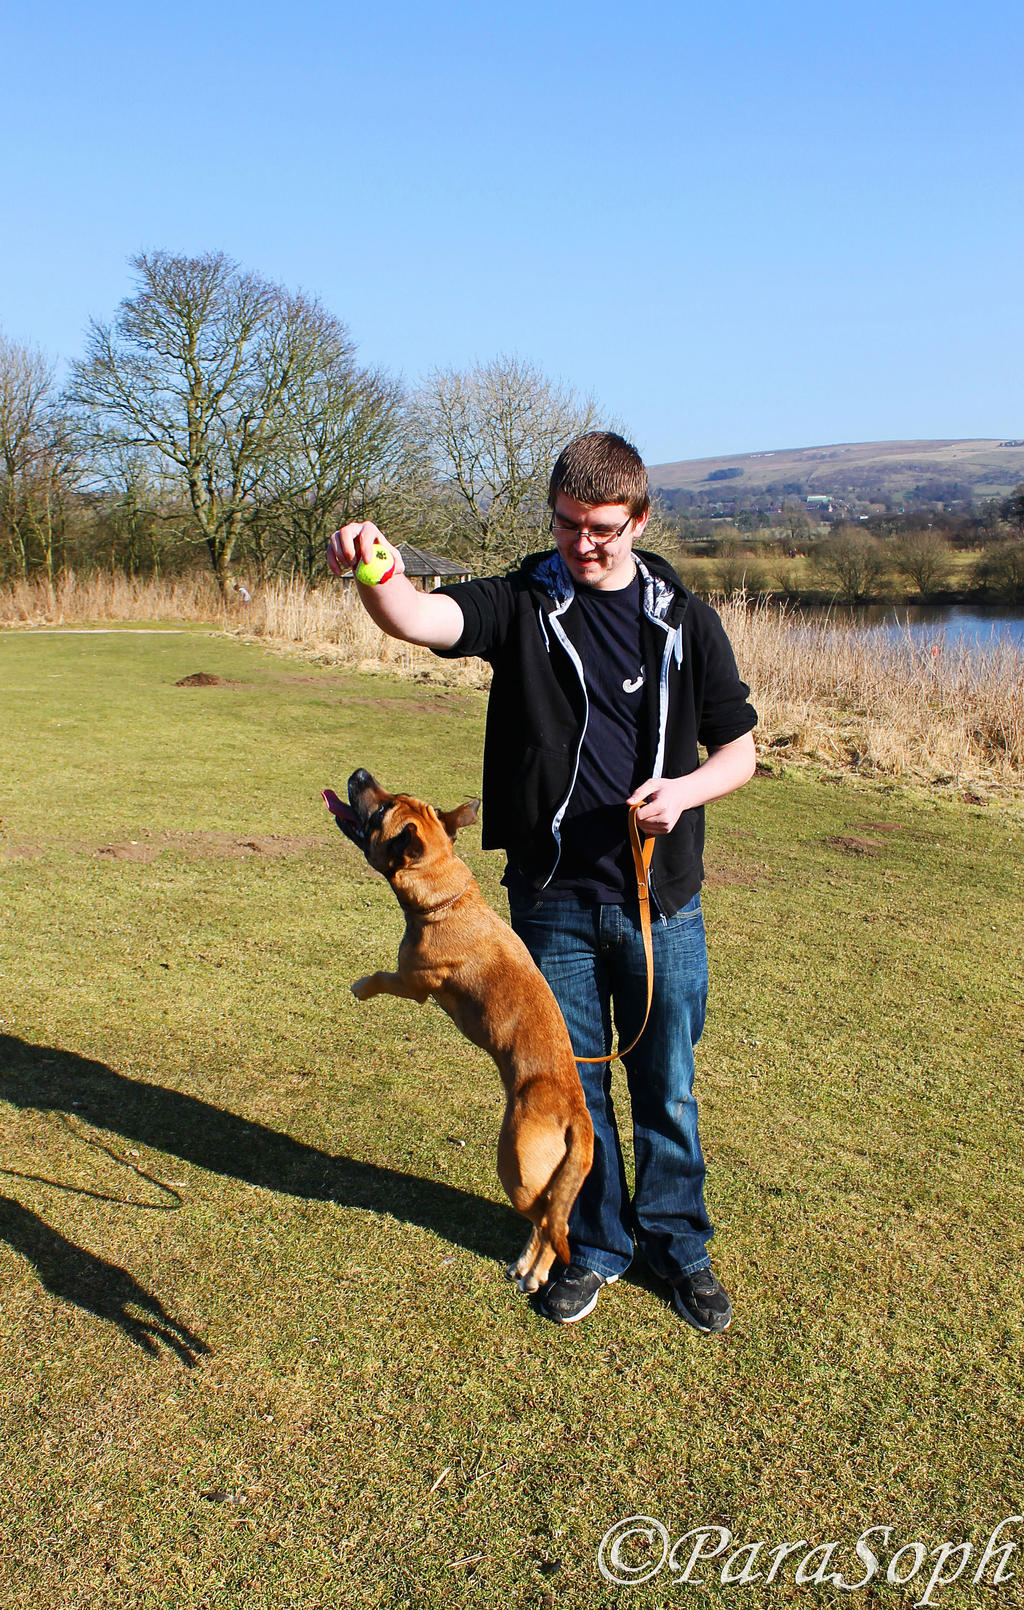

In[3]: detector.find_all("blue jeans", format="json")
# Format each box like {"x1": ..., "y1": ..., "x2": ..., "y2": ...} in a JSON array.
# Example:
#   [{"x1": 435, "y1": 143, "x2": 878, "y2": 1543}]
[{"x1": 507, "y1": 889, "x2": 713, "y2": 1282}]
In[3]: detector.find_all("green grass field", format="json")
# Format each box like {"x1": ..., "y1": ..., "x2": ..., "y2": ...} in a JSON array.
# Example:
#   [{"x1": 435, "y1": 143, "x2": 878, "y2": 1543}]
[{"x1": 2, "y1": 628, "x2": 1022, "y2": 1609}]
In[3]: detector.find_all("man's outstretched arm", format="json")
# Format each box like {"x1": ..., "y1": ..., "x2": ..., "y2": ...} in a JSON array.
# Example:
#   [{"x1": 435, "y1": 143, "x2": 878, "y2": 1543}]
[{"x1": 327, "y1": 521, "x2": 464, "y2": 651}]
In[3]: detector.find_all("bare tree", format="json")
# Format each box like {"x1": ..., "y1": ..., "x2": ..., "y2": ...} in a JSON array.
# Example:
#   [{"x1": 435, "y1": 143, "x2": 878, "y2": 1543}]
[
  {"x1": 250, "y1": 313, "x2": 408, "y2": 581},
  {"x1": 777, "y1": 499, "x2": 812, "y2": 547},
  {"x1": 88, "y1": 446, "x2": 187, "y2": 576},
  {"x1": 713, "y1": 534, "x2": 765, "y2": 596},
  {"x1": 70, "y1": 251, "x2": 379, "y2": 594},
  {"x1": 0, "y1": 333, "x2": 77, "y2": 582},
  {"x1": 410, "y1": 355, "x2": 601, "y2": 568},
  {"x1": 977, "y1": 539, "x2": 1024, "y2": 600},
  {"x1": 812, "y1": 525, "x2": 889, "y2": 603},
  {"x1": 1001, "y1": 484, "x2": 1024, "y2": 541},
  {"x1": 890, "y1": 528, "x2": 952, "y2": 596}
]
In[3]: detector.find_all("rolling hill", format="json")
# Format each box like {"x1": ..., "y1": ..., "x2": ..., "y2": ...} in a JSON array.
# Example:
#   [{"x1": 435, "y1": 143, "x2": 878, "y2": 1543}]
[{"x1": 649, "y1": 438, "x2": 1024, "y2": 505}]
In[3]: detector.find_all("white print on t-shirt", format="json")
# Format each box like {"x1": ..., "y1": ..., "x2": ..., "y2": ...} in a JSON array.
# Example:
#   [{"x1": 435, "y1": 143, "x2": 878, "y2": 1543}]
[{"x1": 622, "y1": 671, "x2": 645, "y2": 694}]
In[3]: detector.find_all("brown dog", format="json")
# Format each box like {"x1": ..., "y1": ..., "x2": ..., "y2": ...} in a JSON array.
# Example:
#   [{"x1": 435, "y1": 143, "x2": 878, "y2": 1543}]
[{"x1": 324, "y1": 769, "x2": 594, "y2": 1294}]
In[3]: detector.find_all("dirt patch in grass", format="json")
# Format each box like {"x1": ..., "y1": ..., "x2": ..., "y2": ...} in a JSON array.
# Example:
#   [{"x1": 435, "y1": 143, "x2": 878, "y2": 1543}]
[
  {"x1": 175, "y1": 671, "x2": 230, "y2": 687},
  {"x1": 2, "y1": 832, "x2": 329, "y2": 863},
  {"x1": 257, "y1": 671, "x2": 323, "y2": 684},
  {"x1": 95, "y1": 843, "x2": 162, "y2": 863},
  {"x1": 703, "y1": 850, "x2": 768, "y2": 887},
  {"x1": 100, "y1": 832, "x2": 326, "y2": 860},
  {"x1": 826, "y1": 820, "x2": 907, "y2": 857},
  {"x1": 828, "y1": 834, "x2": 884, "y2": 855},
  {"x1": 330, "y1": 694, "x2": 477, "y2": 721}
]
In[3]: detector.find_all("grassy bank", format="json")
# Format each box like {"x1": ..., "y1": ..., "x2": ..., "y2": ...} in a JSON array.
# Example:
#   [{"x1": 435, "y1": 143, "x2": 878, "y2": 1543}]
[
  {"x1": 1, "y1": 629, "x2": 1022, "y2": 1608},
  {"x1": 672, "y1": 545, "x2": 989, "y2": 604}
]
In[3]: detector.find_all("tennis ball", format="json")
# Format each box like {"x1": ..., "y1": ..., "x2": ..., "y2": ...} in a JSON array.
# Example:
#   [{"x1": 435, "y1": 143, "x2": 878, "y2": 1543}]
[{"x1": 355, "y1": 542, "x2": 396, "y2": 586}]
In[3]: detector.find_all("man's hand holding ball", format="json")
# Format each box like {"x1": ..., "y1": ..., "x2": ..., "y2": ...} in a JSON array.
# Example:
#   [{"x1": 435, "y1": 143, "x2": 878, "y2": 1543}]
[{"x1": 327, "y1": 521, "x2": 403, "y2": 586}]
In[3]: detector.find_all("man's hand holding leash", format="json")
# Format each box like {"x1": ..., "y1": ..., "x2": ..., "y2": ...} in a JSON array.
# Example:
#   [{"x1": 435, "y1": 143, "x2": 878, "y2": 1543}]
[{"x1": 628, "y1": 733, "x2": 757, "y2": 835}]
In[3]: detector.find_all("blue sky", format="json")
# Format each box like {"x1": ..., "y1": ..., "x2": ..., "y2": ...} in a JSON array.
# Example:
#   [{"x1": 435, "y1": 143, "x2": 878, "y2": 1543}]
[{"x1": 2, "y1": 0, "x2": 1022, "y2": 463}]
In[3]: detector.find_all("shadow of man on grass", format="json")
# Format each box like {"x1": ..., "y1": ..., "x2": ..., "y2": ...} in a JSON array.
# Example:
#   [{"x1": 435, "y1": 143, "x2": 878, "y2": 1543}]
[{"x1": 1, "y1": 1034, "x2": 522, "y2": 1325}]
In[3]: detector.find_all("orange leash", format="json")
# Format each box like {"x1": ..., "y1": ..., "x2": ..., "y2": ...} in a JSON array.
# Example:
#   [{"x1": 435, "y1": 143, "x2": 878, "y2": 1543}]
[{"x1": 574, "y1": 803, "x2": 655, "y2": 1065}]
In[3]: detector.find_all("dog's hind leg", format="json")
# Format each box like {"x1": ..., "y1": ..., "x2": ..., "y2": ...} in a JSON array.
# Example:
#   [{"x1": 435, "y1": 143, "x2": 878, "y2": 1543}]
[
  {"x1": 497, "y1": 1111, "x2": 559, "y2": 1292},
  {"x1": 497, "y1": 1108, "x2": 594, "y2": 1294},
  {"x1": 542, "y1": 1120, "x2": 593, "y2": 1246},
  {"x1": 521, "y1": 1117, "x2": 595, "y2": 1291},
  {"x1": 505, "y1": 1225, "x2": 541, "y2": 1288}
]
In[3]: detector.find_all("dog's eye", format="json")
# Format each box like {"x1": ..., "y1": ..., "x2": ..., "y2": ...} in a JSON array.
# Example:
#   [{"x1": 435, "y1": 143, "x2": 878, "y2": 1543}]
[{"x1": 367, "y1": 802, "x2": 391, "y2": 835}]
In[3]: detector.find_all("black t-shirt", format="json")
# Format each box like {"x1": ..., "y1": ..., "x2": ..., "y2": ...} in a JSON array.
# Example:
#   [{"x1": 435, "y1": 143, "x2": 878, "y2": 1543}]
[{"x1": 516, "y1": 574, "x2": 649, "y2": 902}]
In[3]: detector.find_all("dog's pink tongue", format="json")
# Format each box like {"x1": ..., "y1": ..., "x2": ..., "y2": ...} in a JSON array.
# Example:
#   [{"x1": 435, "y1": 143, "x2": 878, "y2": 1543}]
[{"x1": 323, "y1": 788, "x2": 359, "y2": 826}]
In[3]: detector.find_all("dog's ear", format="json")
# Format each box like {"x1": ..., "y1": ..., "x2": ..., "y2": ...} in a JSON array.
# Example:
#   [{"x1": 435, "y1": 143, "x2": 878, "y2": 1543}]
[
  {"x1": 385, "y1": 821, "x2": 424, "y2": 872},
  {"x1": 439, "y1": 799, "x2": 480, "y2": 840}
]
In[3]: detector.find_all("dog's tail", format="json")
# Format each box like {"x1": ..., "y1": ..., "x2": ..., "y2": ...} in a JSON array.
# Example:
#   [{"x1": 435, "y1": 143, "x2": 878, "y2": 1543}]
[{"x1": 541, "y1": 1116, "x2": 595, "y2": 1267}]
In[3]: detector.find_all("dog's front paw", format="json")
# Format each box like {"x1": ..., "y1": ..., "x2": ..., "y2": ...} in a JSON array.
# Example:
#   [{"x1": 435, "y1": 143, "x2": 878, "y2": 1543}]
[{"x1": 351, "y1": 976, "x2": 374, "y2": 1001}]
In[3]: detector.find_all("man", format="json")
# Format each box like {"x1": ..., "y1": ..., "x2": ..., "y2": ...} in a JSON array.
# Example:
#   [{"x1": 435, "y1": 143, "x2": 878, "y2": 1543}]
[{"x1": 328, "y1": 432, "x2": 757, "y2": 1331}]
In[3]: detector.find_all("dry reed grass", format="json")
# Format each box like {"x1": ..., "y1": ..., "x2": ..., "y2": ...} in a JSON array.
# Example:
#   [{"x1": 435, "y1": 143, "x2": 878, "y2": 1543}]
[
  {"x1": 717, "y1": 595, "x2": 1024, "y2": 795},
  {"x1": 3, "y1": 571, "x2": 1021, "y2": 794},
  {"x1": 0, "y1": 570, "x2": 236, "y2": 627},
  {"x1": 242, "y1": 576, "x2": 489, "y2": 688}
]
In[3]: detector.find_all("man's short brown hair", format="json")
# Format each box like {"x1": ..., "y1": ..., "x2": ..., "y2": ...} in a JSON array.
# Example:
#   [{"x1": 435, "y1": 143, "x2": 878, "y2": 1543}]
[{"x1": 548, "y1": 431, "x2": 650, "y2": 519}]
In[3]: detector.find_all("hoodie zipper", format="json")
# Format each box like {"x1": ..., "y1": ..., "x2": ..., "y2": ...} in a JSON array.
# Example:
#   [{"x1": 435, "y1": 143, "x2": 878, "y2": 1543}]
[
  {"x1": 536, "y1": 557, "x2": 684, "y2": 896},
  {"x1": 538, "y1": 592, "x2": 589, "y2": 888},
  {"x1": 644, "y1": 604, "x2": 684, "y2": 914}
]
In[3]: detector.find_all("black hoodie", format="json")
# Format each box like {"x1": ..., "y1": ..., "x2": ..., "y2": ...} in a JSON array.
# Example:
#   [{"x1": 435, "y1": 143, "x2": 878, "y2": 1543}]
[{"x1": 434, "y1": 548, "x2": 757, "y2": 917}]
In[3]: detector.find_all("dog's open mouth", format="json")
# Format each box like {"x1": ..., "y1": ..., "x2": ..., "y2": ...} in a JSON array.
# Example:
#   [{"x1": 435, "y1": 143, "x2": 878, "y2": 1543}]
[{"x1": 322, "y1": 787, "x2": 366, "y2": 847}]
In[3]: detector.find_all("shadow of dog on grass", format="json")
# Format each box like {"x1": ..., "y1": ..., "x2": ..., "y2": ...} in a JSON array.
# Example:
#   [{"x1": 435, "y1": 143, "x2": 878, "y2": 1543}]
[{"x1": 1, "y1": 1034, "x2": 523, "y2": 1349}]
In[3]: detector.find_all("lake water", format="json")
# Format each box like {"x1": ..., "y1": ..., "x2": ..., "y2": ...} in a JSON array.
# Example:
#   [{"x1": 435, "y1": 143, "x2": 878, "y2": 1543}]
[{"x1": 803, "y1": 603, "x2": 1024, "y2": 651}]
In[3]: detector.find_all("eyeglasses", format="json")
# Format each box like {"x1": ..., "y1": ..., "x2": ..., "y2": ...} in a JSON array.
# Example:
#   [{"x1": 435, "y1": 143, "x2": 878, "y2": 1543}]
[{"x1": 550, "y1": 513, "x2": 633, "y2": 545}]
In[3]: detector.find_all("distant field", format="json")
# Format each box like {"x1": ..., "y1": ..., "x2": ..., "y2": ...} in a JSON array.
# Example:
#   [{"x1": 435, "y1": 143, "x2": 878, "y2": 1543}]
[
  {"x1": 1, "y1": 629, "x2": 1023, "y2": 1609},
  {"x1": 650, "y1": 438, "x2": 1024, "y2": 501}
]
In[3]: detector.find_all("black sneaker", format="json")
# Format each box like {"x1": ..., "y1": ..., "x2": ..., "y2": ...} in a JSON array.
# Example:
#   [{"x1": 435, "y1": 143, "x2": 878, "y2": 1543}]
[
  {"x1": 668, "y1": 1268, "x2": 733, "y2": 1333},
  {"x1": 538, "y1": 1263, "x2": 618, "y2": 1325}
]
